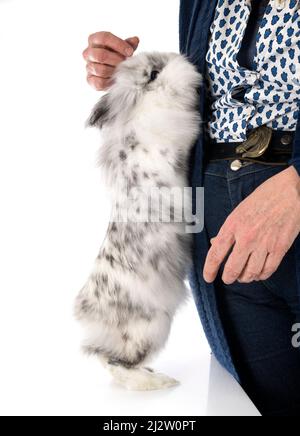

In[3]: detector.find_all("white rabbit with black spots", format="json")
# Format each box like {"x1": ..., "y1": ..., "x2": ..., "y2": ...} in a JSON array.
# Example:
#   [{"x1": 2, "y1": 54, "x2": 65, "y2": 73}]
[{"x1": 75, "y1": 52, "x2": 202, "y2": 391}]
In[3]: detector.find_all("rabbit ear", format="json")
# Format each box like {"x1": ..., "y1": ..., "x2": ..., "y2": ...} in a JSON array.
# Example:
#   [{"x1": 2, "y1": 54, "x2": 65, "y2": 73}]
[{"x1": 87, "y1": 94, "x2": 113, "y2": 128}]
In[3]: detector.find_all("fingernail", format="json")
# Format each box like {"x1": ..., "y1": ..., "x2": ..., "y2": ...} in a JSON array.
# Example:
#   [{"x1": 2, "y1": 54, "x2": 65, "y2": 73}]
[
  {"x1": 125, "y1": 47, "x2": 133, "y2": 56},
  {"x1": 223, "y1": 276, "x2": 233, "y2": 285}
]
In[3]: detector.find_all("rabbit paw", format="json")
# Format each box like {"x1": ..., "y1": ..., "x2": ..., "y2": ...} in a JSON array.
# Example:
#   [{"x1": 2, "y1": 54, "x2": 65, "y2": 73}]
[{"x1": 108, "y1": 365, "x2": 179, "y2": 391}]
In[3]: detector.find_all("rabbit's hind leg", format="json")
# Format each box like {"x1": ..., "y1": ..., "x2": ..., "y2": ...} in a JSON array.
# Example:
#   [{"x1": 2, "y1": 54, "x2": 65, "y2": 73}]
[{"x1": 100, "y1": 311, "x2": 179, "y2": 391}]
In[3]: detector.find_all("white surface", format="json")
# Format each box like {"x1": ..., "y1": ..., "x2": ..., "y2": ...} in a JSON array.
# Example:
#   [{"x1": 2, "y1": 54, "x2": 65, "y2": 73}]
[
  {"x1": 0, "y1": 0, "x2": 259, "y2": 416},
  {"x1": 207, "y1": 357, "x2": 260, "y2": 416},
  {"x1": 0, "y1": 294, "x2": 260, "y2": 416}
]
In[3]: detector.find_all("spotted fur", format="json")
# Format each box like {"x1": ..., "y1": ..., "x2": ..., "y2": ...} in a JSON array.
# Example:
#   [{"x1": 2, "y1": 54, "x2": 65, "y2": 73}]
[{"x1": 75, "y1": 52, "x2": 202, "y2": 390}]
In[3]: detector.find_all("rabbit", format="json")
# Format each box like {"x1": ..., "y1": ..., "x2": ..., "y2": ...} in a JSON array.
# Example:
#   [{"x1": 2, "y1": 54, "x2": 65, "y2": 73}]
[{"x1": 74, "y1": 52, "x2": 202, "y2": 391}]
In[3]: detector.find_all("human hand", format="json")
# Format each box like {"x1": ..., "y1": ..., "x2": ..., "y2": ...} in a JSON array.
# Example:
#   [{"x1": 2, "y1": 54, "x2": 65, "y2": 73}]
[
  {"x1": 204, "y1": 166, "x2": 300, "y2": 284},
  {"x1": 83, "y1": 32, "x2": 139, "y2": 90}
]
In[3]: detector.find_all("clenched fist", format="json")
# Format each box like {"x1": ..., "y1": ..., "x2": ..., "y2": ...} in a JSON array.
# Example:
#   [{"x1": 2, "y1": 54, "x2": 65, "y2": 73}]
[{"x1": 83, "y1": 32, "x2": 140, "y2": 91}]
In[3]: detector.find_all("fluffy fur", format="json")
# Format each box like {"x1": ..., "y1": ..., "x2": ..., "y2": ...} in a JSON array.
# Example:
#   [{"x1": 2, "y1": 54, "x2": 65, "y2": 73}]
[{"x1": 75, "y1": 52, "x2": 202, "y2": 390}]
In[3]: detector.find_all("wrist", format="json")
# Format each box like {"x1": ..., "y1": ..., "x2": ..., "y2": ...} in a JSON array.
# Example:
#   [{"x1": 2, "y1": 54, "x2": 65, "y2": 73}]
[
  {"x1": 288, "y1": 165, "x2": 300, "y2": 198},
  {"x1": 276, "y1": 166, "x2": 300, "y2": 204},
  {"x1": 283, "y1": 167, "x2": 300, "y2": 225},
  {"x1": 290, "y1": 163, "x2": 300, "y2": 179}
]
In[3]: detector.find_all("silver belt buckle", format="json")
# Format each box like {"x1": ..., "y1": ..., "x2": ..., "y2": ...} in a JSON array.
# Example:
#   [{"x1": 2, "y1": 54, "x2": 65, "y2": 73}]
[{"x1": 235, "y1": 126, "x2": 273, "y2": 159}]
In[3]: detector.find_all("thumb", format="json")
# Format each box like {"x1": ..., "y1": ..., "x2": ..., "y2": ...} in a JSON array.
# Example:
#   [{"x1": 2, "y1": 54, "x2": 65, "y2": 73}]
[{"x1": 125, "y1": 36, "x2": 140, "y2": 51}]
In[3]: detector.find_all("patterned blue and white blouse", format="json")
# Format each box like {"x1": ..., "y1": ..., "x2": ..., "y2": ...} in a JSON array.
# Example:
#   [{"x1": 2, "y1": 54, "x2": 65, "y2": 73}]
[{"x1": 206, "y1": 0, "x2": 300, "y2": 142}]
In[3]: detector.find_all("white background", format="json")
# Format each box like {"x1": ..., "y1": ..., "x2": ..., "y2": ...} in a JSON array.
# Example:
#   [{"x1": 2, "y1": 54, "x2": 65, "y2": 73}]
[{"x1": 0, "y1": 0, "x2": 259, "y2": 416}]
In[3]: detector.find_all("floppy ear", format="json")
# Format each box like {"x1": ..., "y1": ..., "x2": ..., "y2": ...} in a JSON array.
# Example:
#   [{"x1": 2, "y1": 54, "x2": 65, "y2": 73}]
[{"x1": 87, "y1": 94, "x2": 113, "y2": 128}]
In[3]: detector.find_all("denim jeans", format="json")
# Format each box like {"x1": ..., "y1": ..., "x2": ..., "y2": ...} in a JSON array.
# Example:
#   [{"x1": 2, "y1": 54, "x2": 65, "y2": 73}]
[{"x1": 203, "y1": 160, "x2": 300, "y2": 416}]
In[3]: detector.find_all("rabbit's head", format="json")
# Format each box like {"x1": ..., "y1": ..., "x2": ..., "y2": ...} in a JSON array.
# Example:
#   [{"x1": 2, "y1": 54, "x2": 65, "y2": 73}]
[{"x1": 88, "y1": 52, "x2": 202, "y2": 129}]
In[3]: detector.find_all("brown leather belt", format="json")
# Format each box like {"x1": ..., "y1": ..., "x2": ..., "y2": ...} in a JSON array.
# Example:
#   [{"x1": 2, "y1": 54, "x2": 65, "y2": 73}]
[{"x1": 207, "y1": 127, "x2": 294, "y2": 166}]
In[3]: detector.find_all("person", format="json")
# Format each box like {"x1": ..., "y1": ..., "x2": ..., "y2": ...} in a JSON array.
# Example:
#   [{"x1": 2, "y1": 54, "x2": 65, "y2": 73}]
[{"x1": 82, "y1": 0, "x2": 300, "y2": 416}]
